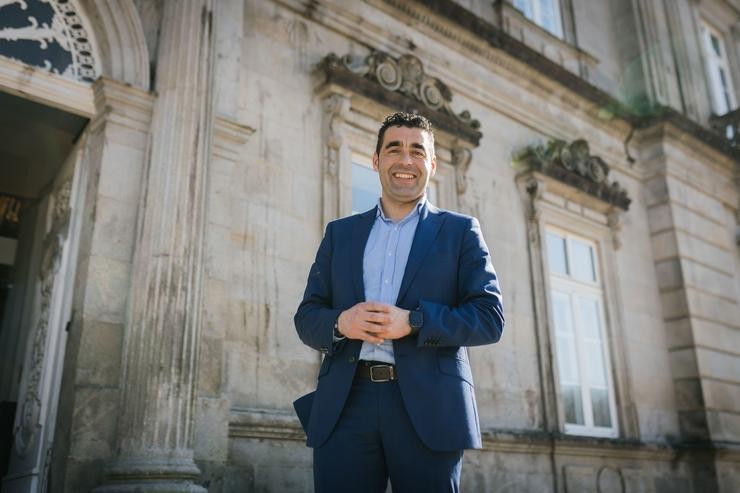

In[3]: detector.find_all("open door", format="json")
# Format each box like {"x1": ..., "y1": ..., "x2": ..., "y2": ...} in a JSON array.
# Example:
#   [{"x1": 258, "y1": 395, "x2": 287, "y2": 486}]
[{"x1": 0, "y1": 90, "x2": 89, "y2": 492}]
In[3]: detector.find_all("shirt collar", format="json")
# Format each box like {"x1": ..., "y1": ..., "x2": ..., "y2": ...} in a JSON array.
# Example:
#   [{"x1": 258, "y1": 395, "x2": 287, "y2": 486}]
[{"x1": 376, "y1": 196, "x2": 426, "y2": 224}]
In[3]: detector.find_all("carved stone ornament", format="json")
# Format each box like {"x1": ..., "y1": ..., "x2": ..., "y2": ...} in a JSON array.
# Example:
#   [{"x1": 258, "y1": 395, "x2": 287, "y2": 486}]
[
  {"x1": 0, "y1": 0, "x2": 98, "y2": 82},
  {"x1": 451, "y1": 147, "x2": 472, "y2": 195},
  {"x1": 322, "y1": 93, "x2": 351, "y2": 177},
  {"x1": 516, "y1": 139, "x2": 631, "y2": 210},
  {"x1": 14, "y1": 178, "x2": 72, "y2": 457},
  {"x1": 318, "y1": 51, "x2": 482, "y2": 146}
]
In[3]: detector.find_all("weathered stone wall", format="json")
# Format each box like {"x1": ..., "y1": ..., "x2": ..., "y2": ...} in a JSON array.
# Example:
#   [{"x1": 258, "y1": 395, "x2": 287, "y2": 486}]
[{"x1": 32, "y1": 0, "x2": 739, "y2": 491}]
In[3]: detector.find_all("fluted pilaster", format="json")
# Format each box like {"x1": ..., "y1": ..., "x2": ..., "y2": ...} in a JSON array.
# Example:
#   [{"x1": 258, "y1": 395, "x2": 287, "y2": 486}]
[{"x1": 96, "y1": 1, "x2": 215, "y2": 491}]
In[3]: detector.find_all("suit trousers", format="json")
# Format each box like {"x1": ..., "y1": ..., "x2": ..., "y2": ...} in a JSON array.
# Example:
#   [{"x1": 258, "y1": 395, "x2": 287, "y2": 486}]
[{"x1": 313, "y1": 375, "x2": 463, "y2": 493}]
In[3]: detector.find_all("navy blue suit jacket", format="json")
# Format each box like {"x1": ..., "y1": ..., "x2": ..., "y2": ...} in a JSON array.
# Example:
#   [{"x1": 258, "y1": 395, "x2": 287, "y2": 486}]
[{"x1": 294, "y1": 202, "x2": 504, "y2": 451}]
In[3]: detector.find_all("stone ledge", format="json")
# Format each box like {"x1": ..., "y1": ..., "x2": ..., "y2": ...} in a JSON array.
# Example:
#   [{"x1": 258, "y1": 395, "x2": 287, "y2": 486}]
[
  {"x1": 0, "y1": 57, "x2": 96, "y2": 117},
  {"x1": 228, "y1": 408, "x2": 305, "y2": 442},
  {"x1": 227, "y1": 409, "x2": 740, "y2": 462}
]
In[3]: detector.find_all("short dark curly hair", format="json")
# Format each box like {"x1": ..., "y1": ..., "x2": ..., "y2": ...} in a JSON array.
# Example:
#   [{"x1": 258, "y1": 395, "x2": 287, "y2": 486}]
[{"x1": 375, "y1": 112, "x2": 435, "y2": 157}]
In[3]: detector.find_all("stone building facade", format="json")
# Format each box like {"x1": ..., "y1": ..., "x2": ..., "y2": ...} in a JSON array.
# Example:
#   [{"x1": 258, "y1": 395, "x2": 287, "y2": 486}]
[{"x1": 0, "y1": 0, "x2": 738, "y2": 491}]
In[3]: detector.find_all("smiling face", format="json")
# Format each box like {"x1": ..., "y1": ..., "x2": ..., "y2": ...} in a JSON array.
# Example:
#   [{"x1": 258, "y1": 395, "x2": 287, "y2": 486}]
[{"x1": 372, "y1": 125, "x2": 437, "y2": 218}]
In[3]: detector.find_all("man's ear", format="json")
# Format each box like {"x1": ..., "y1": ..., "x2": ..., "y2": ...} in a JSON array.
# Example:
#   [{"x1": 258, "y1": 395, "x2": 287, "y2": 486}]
[
  {"x1": 372, "y1": 152, "x2": 379, "y2": 171},
  {"x1": 430, "y1": 157, "x2": 437, "y2": 177}
]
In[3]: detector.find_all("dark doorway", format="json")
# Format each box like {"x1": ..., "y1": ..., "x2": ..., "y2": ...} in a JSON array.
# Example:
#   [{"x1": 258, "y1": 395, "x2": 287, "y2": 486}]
[{"x1": 0, "y1": 90, "x2": 88, "y2": 483}]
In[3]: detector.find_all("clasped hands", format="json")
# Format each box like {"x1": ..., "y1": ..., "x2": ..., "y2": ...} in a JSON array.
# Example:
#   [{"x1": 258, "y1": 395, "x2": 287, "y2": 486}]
[{"x1": 336, "y1": 301, "x2": 411, "y2": 344}]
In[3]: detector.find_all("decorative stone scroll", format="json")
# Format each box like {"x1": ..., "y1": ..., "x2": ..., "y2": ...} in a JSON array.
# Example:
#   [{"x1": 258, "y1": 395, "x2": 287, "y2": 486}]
[
  {"x1": 318, "y1": 50, "x2": 482, "y2": 146},
  {"x1": 0, "y1": 0, "x2": 98, "y2": 82},
  {"x1": 516, "y1": 139, "x2": 631, "y2": 210}
]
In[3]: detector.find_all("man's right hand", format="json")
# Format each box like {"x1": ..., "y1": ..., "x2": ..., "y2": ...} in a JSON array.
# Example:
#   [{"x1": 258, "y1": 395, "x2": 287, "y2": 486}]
[{"x1": 336, "y1": 302, "x2": 392, "y2": 344}]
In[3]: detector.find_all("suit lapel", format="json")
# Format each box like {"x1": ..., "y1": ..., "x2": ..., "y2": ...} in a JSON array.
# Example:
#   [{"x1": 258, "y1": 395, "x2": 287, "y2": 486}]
[
  {"x1": 350, "y1": 207, "x2": 377, "y2": 302},
  {"x1": 396, "y1": 202, "x2": 444, "y2": 304}
]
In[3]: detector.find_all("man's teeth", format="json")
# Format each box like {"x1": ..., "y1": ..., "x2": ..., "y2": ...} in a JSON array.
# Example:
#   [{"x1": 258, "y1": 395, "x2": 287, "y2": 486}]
[{"x1": 394, "y1": 173, "x2": 414, "y2": 178}]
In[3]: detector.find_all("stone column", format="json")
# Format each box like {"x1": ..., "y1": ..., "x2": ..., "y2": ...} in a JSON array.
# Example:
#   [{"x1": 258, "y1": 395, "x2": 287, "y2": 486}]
[{"x1": 96, "y1": 1, "x2": 215, "y2": 491}]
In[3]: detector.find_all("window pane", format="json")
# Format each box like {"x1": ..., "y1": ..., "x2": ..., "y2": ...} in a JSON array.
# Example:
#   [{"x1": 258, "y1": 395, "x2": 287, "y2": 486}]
[
  {"x1": 352, "y1": 163, "x2": 381, "y2": 214},
  {"x1": 553, "y1": 292, "x2": 579, "y2": 379},
  {"x1": 552, "y1": 291, "x2": 573, "y2": 335},
  {"x1": 711, "y1": 33, "x2": 721, "y2": 57},
  {"x1": 702, "y1": 22, "x2": 736, "y2": 114},
  {"x1": 591, "y1": 388, "x2": 612, "y2": 427},
  {"x1": 563, "y1": 384, "x2": 585, "y2": 425},
  {"x1": 586, "y1": 340, "x2": 607, "y2": 387},
  {"x1": 578, "y1": 297, "x2": 602, "y2": 340},
  {"x1": 553, "y1": 291, "x2": 584, "y2": 425},
  {"x1": 556, "y1": 332, "x2": 579, "y2": 379},
  {"x1": 538, "y1": 0, "x2": 559, "y2": 35},
  {"x1": 514, "y1": 0, "x2": 533, "y2": 18},
  {"x1": 546, "y1": 233, "x2": 568, "y2": 275},
  {"x1": 577, "y1": 297, "x2": 608, "y2": 388},
  {"x1": 570, "y1": 239, "x2": 595, "y2": 282}
]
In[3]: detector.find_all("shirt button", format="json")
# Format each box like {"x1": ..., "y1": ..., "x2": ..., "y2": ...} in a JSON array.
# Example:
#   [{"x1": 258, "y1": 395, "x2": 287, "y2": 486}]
[{"x1": 384, "y1": 279, "x2": 389, "y2": 284}]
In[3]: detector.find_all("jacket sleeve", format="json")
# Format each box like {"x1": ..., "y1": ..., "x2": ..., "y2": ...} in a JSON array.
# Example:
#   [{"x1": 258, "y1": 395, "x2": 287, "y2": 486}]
[
  {"x1": 416, "y1": 217, "x2": 504, "y2": 348},
  {"x1": 294, "y1": 222, "x2": 344, "y2": 356}
]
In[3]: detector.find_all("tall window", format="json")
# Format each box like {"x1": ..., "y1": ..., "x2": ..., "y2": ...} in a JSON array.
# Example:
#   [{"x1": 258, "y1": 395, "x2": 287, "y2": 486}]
[
  {"x1": 513, "y1": 0, "x2": 563, "y2": 38},
  {"x1": 351, "y1": 160, "x2": 380, "y2": 214},
  {"x1": 701, "y1": 21, "x2": 736, "y2": 115},
  {"x1": 546, "y1": 228, "x2": 617, "y2": 437}
]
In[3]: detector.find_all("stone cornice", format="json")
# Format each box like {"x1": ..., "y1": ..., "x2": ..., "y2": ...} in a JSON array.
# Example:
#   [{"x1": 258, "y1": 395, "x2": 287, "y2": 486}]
[
  {"x1": 516, "y1": 139, "x2": 632, "y2": 211},
  {"x1": 316, "y1": 51, "x2": 482, "y2": 146},
  {"x1": 0, "y1": 57, "x2": 96, "y2": 117},
  {"x1": 227, "y1": 408, "x2": 740, "y2": 461},
  {"x1": 381, "y1": 0, "x2": 740, "y2": 163}
]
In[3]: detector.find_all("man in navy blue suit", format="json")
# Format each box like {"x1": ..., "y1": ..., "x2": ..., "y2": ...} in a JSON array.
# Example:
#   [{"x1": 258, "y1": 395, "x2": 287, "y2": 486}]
[{"x1": 294, "y1": 112, "x2": 504, "y2": 492}]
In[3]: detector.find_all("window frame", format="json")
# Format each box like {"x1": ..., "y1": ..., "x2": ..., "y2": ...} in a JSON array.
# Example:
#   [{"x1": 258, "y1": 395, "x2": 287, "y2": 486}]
[
  {"x1": 350, "y1": 154, "x2": 381, "y2": 215},
  {"x1": 700, "y1": 20, "x2": 737, "y2": 116},
  {"x1": 545, "y1": 227, "x2": 619, "y2": 438},
  {"x1": 512, "y1": 0, "x2": 564, "y2": 39},
  {"x1": 516, "y1": 171, "x2": 638, "y2": 440}
]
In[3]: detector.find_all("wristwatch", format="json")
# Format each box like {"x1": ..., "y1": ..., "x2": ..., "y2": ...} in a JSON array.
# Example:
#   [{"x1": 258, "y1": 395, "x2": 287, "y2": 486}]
[{"x1": 408, "y1": 308, "x2": 423, "y2": 336}]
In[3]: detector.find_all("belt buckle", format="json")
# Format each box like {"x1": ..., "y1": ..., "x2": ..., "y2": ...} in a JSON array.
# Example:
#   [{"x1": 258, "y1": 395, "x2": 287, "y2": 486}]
[{"x1": 369, "y1": 364, "x2": 393, "y2": 382}]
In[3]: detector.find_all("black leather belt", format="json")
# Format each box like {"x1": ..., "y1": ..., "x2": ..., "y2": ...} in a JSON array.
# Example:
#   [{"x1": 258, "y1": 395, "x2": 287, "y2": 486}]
[{"x1": 355, "y1": 360, "x2": 397, "y2": 382}]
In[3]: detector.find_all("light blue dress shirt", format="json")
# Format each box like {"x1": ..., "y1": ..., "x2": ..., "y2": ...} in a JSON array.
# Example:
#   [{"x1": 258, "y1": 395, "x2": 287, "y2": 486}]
[{"x1": 358, "y1": 197, "x2": 425, "y2": 364}]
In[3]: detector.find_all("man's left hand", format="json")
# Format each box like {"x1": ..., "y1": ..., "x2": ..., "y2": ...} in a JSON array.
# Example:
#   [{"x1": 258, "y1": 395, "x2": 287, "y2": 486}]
[{"x1": 371, "y1": 304, "x2": 412, "y2": 340}]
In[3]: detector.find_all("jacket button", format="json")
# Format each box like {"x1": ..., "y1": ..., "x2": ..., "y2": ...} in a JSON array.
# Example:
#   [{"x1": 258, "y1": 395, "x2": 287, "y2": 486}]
[{"x1": 348, "y1": 356, "x2": 356, "y2": 363}]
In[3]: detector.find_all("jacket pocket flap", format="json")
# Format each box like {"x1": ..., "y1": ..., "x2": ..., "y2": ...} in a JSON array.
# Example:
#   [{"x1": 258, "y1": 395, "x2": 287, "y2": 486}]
[
  {"x1": 293, "y1": 391, "x2": 315, "y2": 432},
  {"x1": 437, "y1": 356, "x2": 474, "y2": 386}
]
